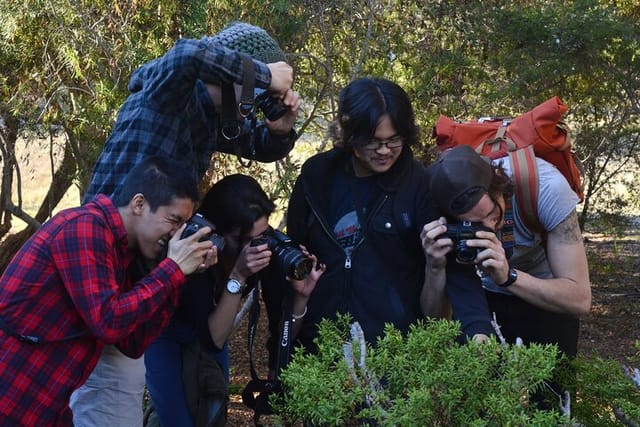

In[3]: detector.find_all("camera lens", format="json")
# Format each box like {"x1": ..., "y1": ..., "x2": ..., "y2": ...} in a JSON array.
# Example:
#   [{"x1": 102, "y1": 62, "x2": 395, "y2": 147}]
[
  {"x1": 455, "y1": 240, "x2": 477, "y2": 264},
  {"x1": 273, "y1": 244, "x2": 312, "y2": 280},
  {"x1": 290, "y1": 256, "x2": 313, "y2": 281},
  {"x1": 256, "y1": 228, "x2": 312, "y2": 280}
]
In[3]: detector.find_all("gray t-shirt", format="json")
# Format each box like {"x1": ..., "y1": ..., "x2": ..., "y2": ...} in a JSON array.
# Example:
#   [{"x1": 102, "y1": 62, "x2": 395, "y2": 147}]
[{"x1": 483, "y1": 157, "x2": 580, "y2": 294}]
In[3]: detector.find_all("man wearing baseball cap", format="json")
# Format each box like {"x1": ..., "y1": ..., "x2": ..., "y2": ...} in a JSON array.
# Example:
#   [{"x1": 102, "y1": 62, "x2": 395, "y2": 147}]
[
  {"x1": 422, "y1": 145, "x2": 591, "y2": 358},
  {"x1": 72, "y1": 22, "x2": 300, "y2": 427}
]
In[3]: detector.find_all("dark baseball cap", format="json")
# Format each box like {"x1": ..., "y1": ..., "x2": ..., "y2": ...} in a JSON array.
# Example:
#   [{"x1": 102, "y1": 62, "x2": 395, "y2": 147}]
[{"x1": 428, "y1": 145, "x2": 493, "y2": 217}]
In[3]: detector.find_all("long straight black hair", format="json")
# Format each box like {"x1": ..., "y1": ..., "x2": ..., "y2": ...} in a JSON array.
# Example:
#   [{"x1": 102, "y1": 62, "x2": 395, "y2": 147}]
[
  {"x1": 197, "y1": 174, "x2": 275, "y2": 238},
  {"x1": 332, "y1": 77, "x2": 420, "y2": 150}
]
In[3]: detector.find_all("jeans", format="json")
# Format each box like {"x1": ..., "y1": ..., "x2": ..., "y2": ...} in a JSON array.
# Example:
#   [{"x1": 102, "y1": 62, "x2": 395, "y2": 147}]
[{"x1": 144, "y1": 319, "x2": 229, "y2": 427}]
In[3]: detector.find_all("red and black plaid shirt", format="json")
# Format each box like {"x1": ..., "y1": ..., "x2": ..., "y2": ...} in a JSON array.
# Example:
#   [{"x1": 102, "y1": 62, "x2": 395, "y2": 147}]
[{"x1": 0, "y1": 195, "x2": 184, "y2": 426}]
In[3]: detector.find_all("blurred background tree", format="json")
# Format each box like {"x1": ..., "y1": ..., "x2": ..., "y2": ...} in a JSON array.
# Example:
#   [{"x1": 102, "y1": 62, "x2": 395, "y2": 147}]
[{"x1": 1, "y1": 0, "x2": 639, "y2": 270}]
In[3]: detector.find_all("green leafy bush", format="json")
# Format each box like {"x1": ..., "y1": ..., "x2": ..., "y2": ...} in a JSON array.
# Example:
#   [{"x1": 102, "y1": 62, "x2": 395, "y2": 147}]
[{"x1": 273, "y1": 316, "x2": 640, "y2": 426}]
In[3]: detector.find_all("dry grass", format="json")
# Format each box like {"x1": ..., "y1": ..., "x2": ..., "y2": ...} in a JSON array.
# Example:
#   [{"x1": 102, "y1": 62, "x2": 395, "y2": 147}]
[{"x1": 8, "y1": 136, "x2": 80, "y2": 234}]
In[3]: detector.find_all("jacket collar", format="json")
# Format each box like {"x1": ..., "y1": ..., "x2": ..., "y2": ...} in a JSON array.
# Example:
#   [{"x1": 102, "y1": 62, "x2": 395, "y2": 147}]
[
  {"x1": 300, "y1": 145, "x2": 415, "y2": 211},
  {"x1": 344, "y1": 145, "x2": 414, "y2": 191}
]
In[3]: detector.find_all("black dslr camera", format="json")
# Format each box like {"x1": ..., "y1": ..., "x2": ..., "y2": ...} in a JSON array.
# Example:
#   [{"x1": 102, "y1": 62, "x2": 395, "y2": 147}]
[
  {"x1": 254, "y1": 89, "x2": 287, "y2": 121},
  {"x1": 441, "y1": 220, "x2": 491, "y2": 264},
  {"x1": 181, "y1": 213, "x2": 226, "y2": 251},
  {"x1": 251, "y1": 227, "x2": 312, "y2": 280}
]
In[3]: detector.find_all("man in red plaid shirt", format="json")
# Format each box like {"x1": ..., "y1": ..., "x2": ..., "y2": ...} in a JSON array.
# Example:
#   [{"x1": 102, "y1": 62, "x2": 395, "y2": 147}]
[{"x1": 0, "y1": 156, "x2": 217, "y2": 426}]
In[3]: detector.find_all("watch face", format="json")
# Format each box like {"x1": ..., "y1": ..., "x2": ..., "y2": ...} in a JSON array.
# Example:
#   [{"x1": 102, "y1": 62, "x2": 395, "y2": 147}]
[{"x1": 226, "y1": 279, "x2": 242, "y2": 294}]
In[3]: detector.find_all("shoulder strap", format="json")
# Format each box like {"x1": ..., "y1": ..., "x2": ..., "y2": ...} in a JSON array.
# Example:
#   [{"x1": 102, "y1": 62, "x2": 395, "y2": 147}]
[
  {"x1": 507, "y1": 145, "x2": 542, "y2": 232},
  {"x1": 242, "y1": 285, "x2": 293, "y2": 426},
  {"x1": 221, "y1": 53, "x2": 256, "y2": 141}
]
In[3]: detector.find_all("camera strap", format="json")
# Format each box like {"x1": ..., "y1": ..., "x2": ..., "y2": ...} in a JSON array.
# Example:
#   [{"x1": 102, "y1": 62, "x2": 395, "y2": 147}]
[
  {"x1": 237, "y1": 53, "x2": 256, "y2": 117},
  {"x1": 221, "y1": 82, "x2": 241, "y2": 141},
  {"x1": 221, "y1": 53, "x2": 258, "y2": 166},
  {"x1": 500, "y1": 200, "x2": 515, "y2": 260},
  {"x1": 242, "y1": 284, "x2": 293, "y2": 426}
]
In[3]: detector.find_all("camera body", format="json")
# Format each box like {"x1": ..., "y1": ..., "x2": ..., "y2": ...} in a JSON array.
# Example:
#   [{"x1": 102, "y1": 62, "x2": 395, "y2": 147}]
[
  {"x1": 251, "y1": 228, "x2": 312, "y2": 280},
  {"x1": 181, "y1": 213, "x2": 226, "y2": 251},
  {"x1": 254, "y1": 88, "x2": 287, "y2": 121},
  {"x1": 441, "y1": 220, "x2": 491, "y2": 264}
]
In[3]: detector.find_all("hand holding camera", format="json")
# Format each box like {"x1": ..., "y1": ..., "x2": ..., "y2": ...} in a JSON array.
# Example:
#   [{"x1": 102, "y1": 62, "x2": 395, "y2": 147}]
[
  {"x1": 463, "y1": 225, "x2": 510, "y2": 285},
  {"x1": 168, "y1": 221, "x2": 217, "y2": 276},
  {"x1": 440, "y1": 220, "x2": 493, "y2": 264},
  {"x1": 181, "y1": 213, "x2": 225, "y2": 251},
  {"x1": 167, "y1": 213, "x2": 224, "y2": 275},
  {"x1": 421, "y1": 218, "x2": 453, "y2": 268},
  {"x1": 260, "y1": 88, "x2": 301, "y2": 135},
  {"x1": 250, "y1": 227, "x2": 313, "y2": 280},
  {"x1": 265, "y1": 62, "x2": 293, "y2": 96},
  {"x1": 286, "y1": 245, "x2": 326, "y2": 299},
  {"x1": 426, "y1": 218, "x2": 510, "y2": 284},
  {"x1": 424, "y1": 218, "x2": 494, "y2": 265}
]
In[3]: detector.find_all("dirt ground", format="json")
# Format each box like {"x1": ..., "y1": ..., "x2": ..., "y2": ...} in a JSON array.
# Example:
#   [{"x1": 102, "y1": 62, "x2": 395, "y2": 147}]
[
  {"x1": 226, "y1": 233, "x2": 640, "y2": 426},
  {"x1": 577, "y1": 233, "x2": 640, "y2": 361}
]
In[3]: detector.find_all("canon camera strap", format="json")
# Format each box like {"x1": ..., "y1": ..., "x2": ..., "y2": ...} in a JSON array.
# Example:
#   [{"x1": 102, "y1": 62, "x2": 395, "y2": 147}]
[{"x1": 242, "y1": 284, "x2": 294, "y2": 426}]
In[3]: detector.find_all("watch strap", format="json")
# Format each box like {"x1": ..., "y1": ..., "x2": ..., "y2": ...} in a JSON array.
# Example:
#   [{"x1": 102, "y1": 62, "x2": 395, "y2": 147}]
[{"x1": 498, "y1": 268, "x2": 518, "y2": 288}]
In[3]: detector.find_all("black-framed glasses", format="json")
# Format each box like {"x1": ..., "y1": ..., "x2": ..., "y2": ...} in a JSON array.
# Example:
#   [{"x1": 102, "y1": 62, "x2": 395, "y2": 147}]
[{"x1": 361, "y1": 135, "x2": 404, "y2": 151}]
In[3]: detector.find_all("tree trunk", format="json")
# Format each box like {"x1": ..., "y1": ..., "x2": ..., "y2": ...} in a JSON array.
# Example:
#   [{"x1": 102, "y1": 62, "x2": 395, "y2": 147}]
[
  {"x1": 0, "y1": 135, "x2": 76, "y2": 274},
  {"x1": 0, "y1": 111, "x2": 18, "y2": 240}
]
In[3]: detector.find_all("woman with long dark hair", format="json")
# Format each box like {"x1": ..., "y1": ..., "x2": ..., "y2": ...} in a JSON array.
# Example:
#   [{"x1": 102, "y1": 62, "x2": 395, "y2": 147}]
[{"x1": 144, "y1": 174, "x2": 324, "y2": 426}]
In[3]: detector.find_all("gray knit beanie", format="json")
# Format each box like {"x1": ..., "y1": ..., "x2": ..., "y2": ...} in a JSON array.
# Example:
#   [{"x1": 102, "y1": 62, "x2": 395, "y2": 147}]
[{"x1": 210, "y1": 22, "x2": 286, "y2": 64}]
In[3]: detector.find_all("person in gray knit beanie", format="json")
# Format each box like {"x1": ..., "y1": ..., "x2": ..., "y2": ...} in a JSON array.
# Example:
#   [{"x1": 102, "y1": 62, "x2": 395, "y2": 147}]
[{"x1": 210, "y1": 21, "x2": 287, "y2": 64}]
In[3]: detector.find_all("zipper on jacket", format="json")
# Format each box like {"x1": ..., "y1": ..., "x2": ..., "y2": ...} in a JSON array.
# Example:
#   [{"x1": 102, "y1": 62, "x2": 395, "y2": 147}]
[
  {"x1": 304, "y1": 193, "x2": 388, "y2": 272},
  {"x1": 344, "y1": 256, "x2": 352, "y2": 269},
  {"x1": 346, "y1": 194, "x2": 388, "y2": 270}
]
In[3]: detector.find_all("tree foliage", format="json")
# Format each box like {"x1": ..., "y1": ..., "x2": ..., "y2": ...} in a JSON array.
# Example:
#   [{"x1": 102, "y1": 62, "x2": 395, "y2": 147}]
[{"x1": 1, "y1": 0, "x2": 639, "y2": 265}]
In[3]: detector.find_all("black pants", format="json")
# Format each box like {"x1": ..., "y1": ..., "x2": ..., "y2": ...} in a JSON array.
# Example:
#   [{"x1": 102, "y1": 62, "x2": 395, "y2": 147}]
[
  {"x1": 487, "y1": 291, "x2": 579, "y2": 409},
  {"x1": 486, "y1": 291, "x2": 580, "y2": 357}
]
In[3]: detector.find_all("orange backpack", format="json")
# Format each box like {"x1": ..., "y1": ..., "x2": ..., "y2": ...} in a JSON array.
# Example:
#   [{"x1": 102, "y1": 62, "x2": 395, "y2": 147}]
[{"x1": 432, "y1": 96, "x2": 584, "y2": 232}]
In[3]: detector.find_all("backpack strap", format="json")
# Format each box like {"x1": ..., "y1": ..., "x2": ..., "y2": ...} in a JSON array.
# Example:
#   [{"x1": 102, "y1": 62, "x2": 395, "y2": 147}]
[
  {"x1": 476, "y1": 120, "x2": 518, "y2": 156},
  {"x1": 507, "y1": 145, "x2": 542, "y2": 232}
]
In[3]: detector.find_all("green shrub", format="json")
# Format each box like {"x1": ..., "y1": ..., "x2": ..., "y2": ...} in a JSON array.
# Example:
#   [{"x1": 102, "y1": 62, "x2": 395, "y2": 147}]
[
  {"x1": 568, "y1": 342, "x2": 640, "y2": 426},
  {"x1": 273, "y1": 316, "x2": 640, "y2": 426}
]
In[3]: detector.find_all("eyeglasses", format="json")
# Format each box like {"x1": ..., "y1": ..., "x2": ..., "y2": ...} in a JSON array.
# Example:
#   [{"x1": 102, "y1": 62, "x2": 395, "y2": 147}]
[{"x1": 361, "y1": 135, "x2": 404, "y2": 151}]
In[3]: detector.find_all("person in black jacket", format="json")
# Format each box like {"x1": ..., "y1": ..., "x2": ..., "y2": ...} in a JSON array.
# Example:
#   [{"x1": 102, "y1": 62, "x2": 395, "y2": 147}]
[{"x1": 277, "y1": 77, "x2": 467, "y2": 352}]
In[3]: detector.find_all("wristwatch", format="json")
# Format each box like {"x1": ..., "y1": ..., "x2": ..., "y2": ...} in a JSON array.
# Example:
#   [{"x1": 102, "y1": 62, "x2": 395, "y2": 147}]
[
  {"x1": 498, "y1": 268, "x2": 518, "y2": 288},
  {"x1": 226, "y1": 278, "x2": 244, "y2": 295}
]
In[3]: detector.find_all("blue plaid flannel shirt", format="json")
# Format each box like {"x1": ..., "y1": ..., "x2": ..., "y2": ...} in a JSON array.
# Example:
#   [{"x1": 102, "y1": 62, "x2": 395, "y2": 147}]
[{"x1": 85, "y1": 37, "x2": 296, "y2": 201}]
